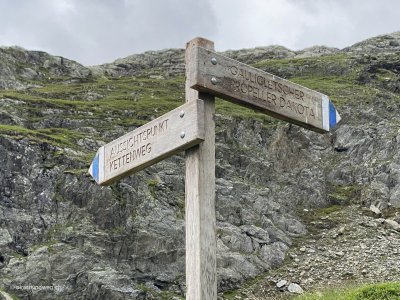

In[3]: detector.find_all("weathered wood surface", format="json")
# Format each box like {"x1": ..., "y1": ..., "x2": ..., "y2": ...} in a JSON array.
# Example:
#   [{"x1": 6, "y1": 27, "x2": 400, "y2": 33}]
[
  {"x1": 185, "y1": 38, "x2": 217, "y2": 300},
  {"x1": 188, "y1": 46, "x2": 341, "y2": 133},
  {"x1": 89, "y1": 99, "x2": 205, "y2": 185}
]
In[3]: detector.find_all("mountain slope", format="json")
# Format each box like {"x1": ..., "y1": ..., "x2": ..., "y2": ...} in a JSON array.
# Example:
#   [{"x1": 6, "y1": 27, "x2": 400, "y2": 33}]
[
  {"x1": 0, "y1": 32, "x2": 399, "y2": 300},
  {"x1": 0, "y1": 46, "x2": 91, "y2": 90}
]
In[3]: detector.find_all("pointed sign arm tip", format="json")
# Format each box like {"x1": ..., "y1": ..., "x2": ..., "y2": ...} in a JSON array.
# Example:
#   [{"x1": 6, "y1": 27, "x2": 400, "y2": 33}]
[
  {"x1": 88, "y1": 150, "x2": 100, "y2": 184},
  {"x1": 336, "y1": 109, "x2": 342, "y2": 124},
  {"x1": 328, "y1": 99, "x2": 341, "y2": 130}
]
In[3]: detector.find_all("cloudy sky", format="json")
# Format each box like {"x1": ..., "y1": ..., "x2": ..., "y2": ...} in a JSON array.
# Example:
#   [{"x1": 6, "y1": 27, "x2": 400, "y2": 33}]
[{"x1": 0, "y1": 0, "x2": 399, "y2": 66}]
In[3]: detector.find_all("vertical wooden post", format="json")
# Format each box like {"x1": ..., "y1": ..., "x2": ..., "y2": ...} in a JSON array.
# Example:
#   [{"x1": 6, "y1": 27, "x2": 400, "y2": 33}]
[{"x1": 185, "y1": 38, "x2": 217, "y2": 300}]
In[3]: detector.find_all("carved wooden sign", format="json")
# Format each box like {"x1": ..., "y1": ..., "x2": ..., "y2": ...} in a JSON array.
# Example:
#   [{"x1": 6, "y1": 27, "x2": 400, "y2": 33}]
[
  {"x1": 187, "y1": 46, "x2": 341, "y2": 133},
  {"x1": 89, "y1": 37, "x2": 342, "y2": 300},
  {"x1": 89, "y1": 99, "x2": 205, "y2": 185}
]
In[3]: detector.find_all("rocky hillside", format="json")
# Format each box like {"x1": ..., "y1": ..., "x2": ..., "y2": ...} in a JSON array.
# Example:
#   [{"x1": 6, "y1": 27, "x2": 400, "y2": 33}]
[
  {"x1": 0, "y1": 32, "x2": 400, "y2": 300},
  {"x1": 0, "y1": 46, "x2": 91, "y2": 90}
]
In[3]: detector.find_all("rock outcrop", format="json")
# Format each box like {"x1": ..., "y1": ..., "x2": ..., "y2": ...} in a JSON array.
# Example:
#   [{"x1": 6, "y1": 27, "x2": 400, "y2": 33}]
[{"x1": 0, "y1": 46, "x2": 91, "y2": 90}]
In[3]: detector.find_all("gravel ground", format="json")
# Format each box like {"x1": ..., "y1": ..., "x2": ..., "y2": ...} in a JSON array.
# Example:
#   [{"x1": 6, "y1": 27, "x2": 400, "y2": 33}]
[{"x1": 223, "y1": 204, "x2": 400, "y2": 299}]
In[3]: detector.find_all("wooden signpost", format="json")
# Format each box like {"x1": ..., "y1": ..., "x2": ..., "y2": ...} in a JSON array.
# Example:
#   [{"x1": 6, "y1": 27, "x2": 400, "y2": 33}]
[
  {"x1": 89, "y1": 37, "x2": 341, "y2": 300},
  {"x1": 185, "y1": 38, "x2": 217, "y2": 300}
]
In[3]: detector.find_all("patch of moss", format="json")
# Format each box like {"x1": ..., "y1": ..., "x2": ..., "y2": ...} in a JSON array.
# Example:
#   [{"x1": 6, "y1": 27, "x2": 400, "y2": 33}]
[
  {"x1": 46, "y1": 223, "x2": 71, "y2": 240},
  {"x1": 0, "y1": 125, "x2": 86, "y2": 150},
  {"x1": 317, "y1": 205, "x2": 343, "y2": 216},
  {"x1": 173, "y1": 197, "x2": 185, "y2": 219},
  {"x1": 253, "y1": 53, "x2": 352, "y2": 78},
  {"x1": 0, "y1": 288, "x2": 21, "y2": 300},
  {"x1": 136, "y1": 284, "x2": 184, "y2": 299},
  {"x1": 147, "y1": 179, "x2": 159, "y2": 198},
  {"x1": 293, "y1": 282, "x2": 400, "y2": 300},
  {"x1": 216, "y1": 98, "x2": 279, "y2": 125},
  {"x1": 9, "y1": 252, "x2": 27, "y2": 260},
  {"x1": 159, "y1": 291, "x2": 184, "y2": 300},
  {"x1": 63, "y1": 168, "x2": 88, "y2": 176},
  {"x1": 249, "y1": 52, "x2": 383, "y2": 109},
  {"x1": 110, "y1": 226, "x2": 125, "y2": 235},
  {"x1": 110, "y1": 185, "x2": 127, "y2": 208},
  {"x1": 222, "y1": 272, "x2": 274, "y2": 299},
  {"x1": 29, "y1": 240, "x2": 58, "y2": 254},
  {"x1": 328, "y1": 184, "x2": 362, "y2": 206}
]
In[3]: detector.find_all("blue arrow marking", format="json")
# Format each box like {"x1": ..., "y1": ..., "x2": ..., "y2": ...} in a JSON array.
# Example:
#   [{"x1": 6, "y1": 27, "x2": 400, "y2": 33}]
[
  {"x1": 329, "y1": 100, "x2": 337, "y2": 129},
  {"x1": 92, "y1": 153, "x2": 99, "y2": 183},
  {"x1": 89, "y1": 147, "x2": 104, "y2": 184}
]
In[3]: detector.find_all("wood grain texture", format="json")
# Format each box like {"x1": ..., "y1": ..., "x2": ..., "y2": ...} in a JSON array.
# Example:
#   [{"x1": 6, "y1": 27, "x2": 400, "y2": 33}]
[
  {"x1": 190, "y1": 46, "x2": 332, "y2": 133},
  {"x1": 92, "y1": 99, "x2": 205, "y2": 185},
  {"x1": 185, "y1": 38, "x2": 217, "y2": 300}
]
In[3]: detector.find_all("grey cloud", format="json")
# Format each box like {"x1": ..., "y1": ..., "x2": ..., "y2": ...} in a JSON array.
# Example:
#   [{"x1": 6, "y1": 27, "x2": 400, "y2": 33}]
[
  {"x1": 0, "y1": 0, "x2": 398, "y2": 65},
  {"x1": 211, "y1": 0, "x2": 399, "y2": 52},
  {"x1": 0, "y1": 0, "x2": 217, "y2": 65}
]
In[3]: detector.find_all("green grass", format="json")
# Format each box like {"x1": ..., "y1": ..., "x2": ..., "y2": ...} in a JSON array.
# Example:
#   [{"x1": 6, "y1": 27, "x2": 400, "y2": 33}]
[
  {"x1": 293, "y1": 282, "x2": 400, "y2": 300},
  {"x1": 146, "y1": 179, "x2": 159, "y2": 198},
  {"x1": 251, "y1": 53, "x2": 383, "y2": 109},
  {"x1": 252, "y1": 53, "x2": 352, "y2": 80},
  {"x1": 328, "y1": 184, "x2": 362, "y2": 206},
  {"x1": 216, "y1": 97, "x2": 279, "y2": 125},
  {"x1": 0, "y1": 76, "x2": 183, "y2": 147},
  {"x1": 0, "y1": 50, "x2": 393, "y2": 156},
  {"x1": 253, "y1": 53, "x2": 348, "y2": 66},
  {"x1": 1, "y1": 76, "x2": 186, "y2": 128},
  {"x1": 28, "y1": 240, "x2": 59, "y2": 254},
  {"x1": 136, "y1": 283, "x2": 184, "y2": 299},
  {"x1": 63, "y1": 168, "x2": 88, "y2": 176},
  {"x1": 1, "y1": 72, "x2": 279, "y2": 165},
  {"x1": 0, "y1": 288, "x2": 20, "y2": 300},
  {"x1": 0, "y1": 125, "x2": 86, "y2": 149}
]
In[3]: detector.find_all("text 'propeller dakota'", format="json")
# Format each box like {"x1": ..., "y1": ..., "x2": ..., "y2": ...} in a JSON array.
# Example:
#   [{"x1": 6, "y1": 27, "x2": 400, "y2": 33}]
[{"x1": 187, "y1": 46, "x2": 341, "y2": 133}]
